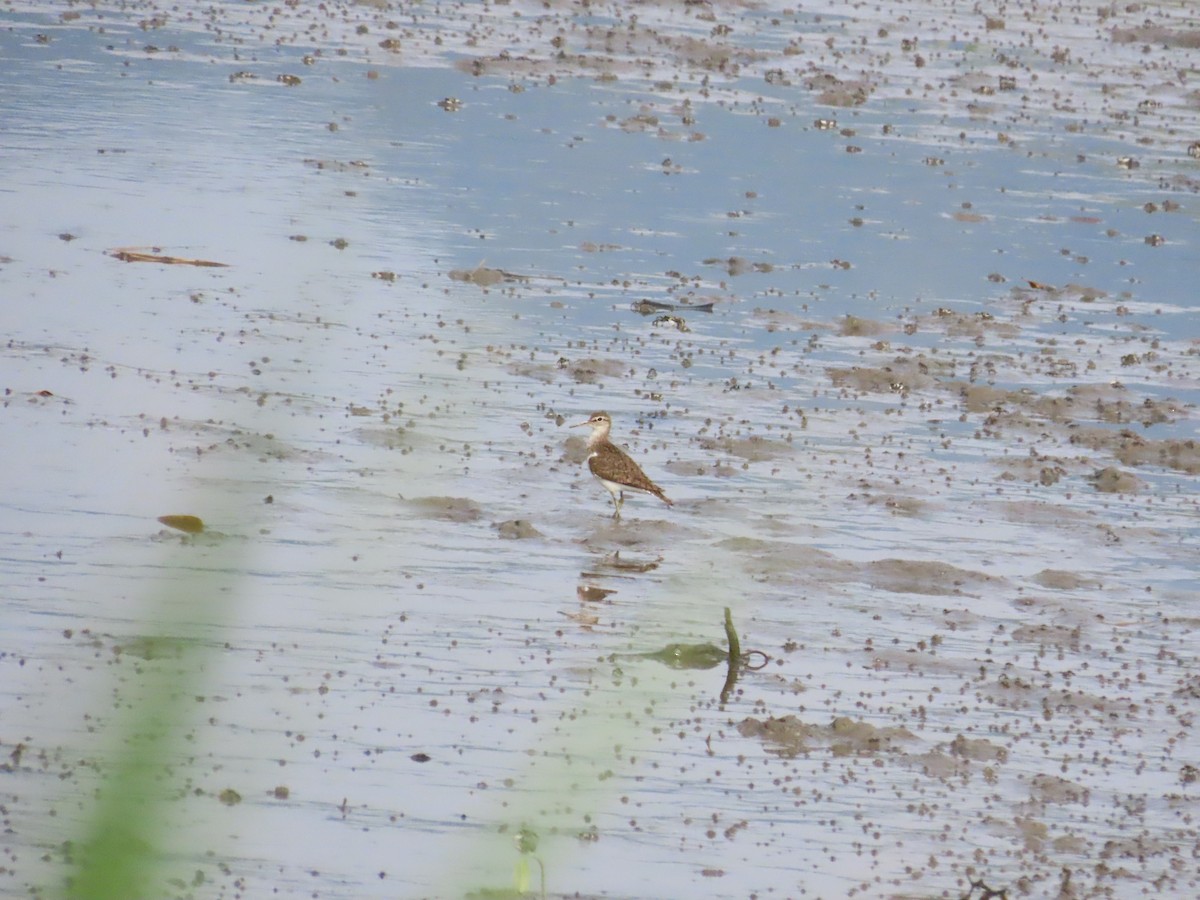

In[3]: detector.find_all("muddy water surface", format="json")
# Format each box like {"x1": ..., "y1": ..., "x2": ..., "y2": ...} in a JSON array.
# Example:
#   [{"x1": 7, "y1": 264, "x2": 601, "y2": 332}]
[{"x1": 2, "y1": 1, "x2": 1198, "y2": 898}]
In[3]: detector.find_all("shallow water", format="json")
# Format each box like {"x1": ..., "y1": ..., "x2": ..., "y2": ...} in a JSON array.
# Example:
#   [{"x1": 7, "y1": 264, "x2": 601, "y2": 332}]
[{"x1": 2, "y1": 1, "x2": 1198, "y2": 898}]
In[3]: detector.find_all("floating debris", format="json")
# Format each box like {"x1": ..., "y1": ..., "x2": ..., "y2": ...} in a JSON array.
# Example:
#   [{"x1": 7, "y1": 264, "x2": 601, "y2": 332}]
[
  {"x1": 218, "y1": 789, "x2": 242, "y2": 806},
  {"x1": 652, "y1": 314, "x2": 690, "y2": 332},
  {"x1": 631, "y1": 298, "x2": 715, "y2": 315},
  {"x1": 577, "y1": 584, "x2": 615, "y2": 602},
  {"x1": 449, "y1": 266, "x2": 528, "y2": 286},
  {"x1": 109, "y1": 248, "x2": 228, "y2": 267}
]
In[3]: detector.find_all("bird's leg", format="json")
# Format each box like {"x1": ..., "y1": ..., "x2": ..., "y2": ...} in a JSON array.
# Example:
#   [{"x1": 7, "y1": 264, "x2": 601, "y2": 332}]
[{"x1": 612, "y1": 491, "x2": 624, "y2": 520}]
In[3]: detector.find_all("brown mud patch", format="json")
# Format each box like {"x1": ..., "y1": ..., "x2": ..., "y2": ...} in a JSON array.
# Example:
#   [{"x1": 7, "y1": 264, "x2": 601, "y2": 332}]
[{"x1": 738, "y1": 715, "x2": 916, "y2": 758}]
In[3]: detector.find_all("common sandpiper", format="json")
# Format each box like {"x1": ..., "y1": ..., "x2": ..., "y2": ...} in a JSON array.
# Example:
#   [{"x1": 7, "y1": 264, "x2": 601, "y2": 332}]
[{"x1": 572, "y1": 411, "x2": 673, "y2": 520}]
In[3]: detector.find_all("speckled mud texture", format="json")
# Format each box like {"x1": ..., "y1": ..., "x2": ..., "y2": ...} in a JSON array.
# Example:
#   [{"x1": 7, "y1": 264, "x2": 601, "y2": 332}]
[{"x1": 1, "y1": 1, "x2": 1197, "y2": 898}]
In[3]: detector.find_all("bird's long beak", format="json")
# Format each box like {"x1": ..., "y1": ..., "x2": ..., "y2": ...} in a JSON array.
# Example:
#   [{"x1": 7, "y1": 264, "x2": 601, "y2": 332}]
[{"x1": 570, "y1": 418, "x2": 591, "y2": 428}]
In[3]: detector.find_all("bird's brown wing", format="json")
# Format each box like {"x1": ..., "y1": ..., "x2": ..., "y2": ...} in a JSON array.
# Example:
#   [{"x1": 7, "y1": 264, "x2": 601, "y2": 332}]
[{"x1": 589, "y1": 444, "x2": 672, "y2": 505}]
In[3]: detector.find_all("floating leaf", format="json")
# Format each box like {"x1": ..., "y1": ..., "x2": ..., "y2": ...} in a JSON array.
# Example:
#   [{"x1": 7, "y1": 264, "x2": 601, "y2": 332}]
[
  {"x1": 157, "y1": 515, "x2": 205, "y2": 534},
  {"x1": 640, "y1": 642, "x2": 727, "y2": 670}
]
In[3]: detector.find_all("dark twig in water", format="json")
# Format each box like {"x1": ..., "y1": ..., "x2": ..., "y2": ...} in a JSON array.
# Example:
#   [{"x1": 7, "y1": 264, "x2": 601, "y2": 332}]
[
  {"x1": 720, "y1": 608, "x2": 740, "y2": 704},
  {"x1": 741, "y1": 650, "x2": 770, "y2": 670},
  {"x1": 720, "y1": 609, "x2": 774, "y2": 703},
  {"x1": 724, "y1": 607, "x2": 741, "y2": 661}
]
